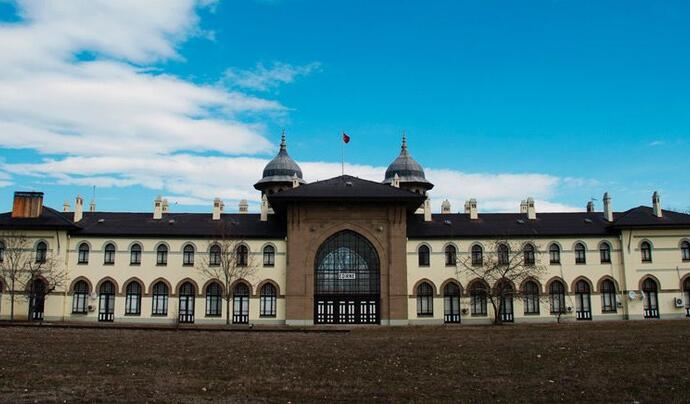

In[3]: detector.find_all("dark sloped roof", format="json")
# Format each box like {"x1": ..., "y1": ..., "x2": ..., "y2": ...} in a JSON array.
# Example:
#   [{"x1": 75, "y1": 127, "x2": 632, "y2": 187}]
[
  {"x1": 0, "y1": 206, "x2": 79, "y2": 231},
  {"x1": 408, "y1": 212, "x2": 618, "y2": 238},
  {"x1": 268, "y1": 175, "x2": 426, "y2": 212},
  {"x1": 612, "y1": 206, "x2": 690, "y2": 228},
  {"x1": 65, "y1": 212, "x2": 285, "y2": 239}
]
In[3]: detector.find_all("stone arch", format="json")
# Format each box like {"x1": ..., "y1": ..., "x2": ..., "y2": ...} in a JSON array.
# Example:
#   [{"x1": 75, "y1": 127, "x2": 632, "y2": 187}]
[
  {"x1": 99, "y1": 240, "x2": 119, "y2": 251},
  {"x1": 255, "y1": 279, "x2": 281, "y2": 298},
  {"x1": 412, "y1": 278, "x2": 438, "y2": 296},
  {"x1": 680, "y1": 273, "x2": 690, "y2": 291},
  {"x1": 439, "y1": 278, "x2": 463, "y2": 295},
  {"x1": 229, "y1": 278, "x2": 252, "y2": 296},
  {"x1": 638, "y1": 274, "x2": 661, "y2": 291},
  {"x1": 121, "y1": 277, "x2": 145, "y2": 295},
  {"x1": 180, "y1": 241, "x2": 198, "y2": 253},
  {"x1": 466, "y1": 278, "x2": 490, "y2": 296},
  {"x1": 68, "y1": 276, "x2": 93, "y2": 295},
  {"x1": 545, "y1": 276, "x2": 568, "y2": 293},
  {"x1": 519, "y1": 277, "x2": 544, "y2": 295},
  {"x1": 174, "y1": 278, "x2": 200, "y2": 297},
  {"x1": 571, "y1": 240, "x2": 588, "y2": 251},
  {"x1": 201, "y1": 278, "x2": 225, "y2": 296},
  {"x1": 570, "y1": 276, "x2": 594, "y2": 294},
  {"x1": 596, "y1": 275, "x2": 620, "y2": 293},
  {"x1": 147, "y1": 277, "x2": 173, "y2": 297},
  {"x1": 305, "y1": 222, "x2": 387, "y2": 271},
  {"x1": 95, "y1": 277, "x2": 120, "y2": 296}
]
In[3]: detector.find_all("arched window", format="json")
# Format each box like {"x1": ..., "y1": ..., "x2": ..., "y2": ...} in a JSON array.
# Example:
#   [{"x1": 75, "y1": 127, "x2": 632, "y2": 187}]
[
  {"x1": 418, "y1": 245, "x2": 430, "y2": 267},
  {"x1": 575, "y1": 280, "x2": 591, "y2": 320},
  {"x1": 125, "y1": 281, "x2": 142, "y2": 315},
  {"x1": 642, "y1": 278, "x2": 659, "y2": 318},
  {"x1": 684, "y1": 278, "x2": 690, "y2": 317},
  {"x1": 35, "y1": 241, "x2": 47, "y2": 263},
  {"x1": 130, "y1": 244, "x2": 142, "y2": 265},
  {"x1": 574, "y1": 243, "x2": 586, "y2": 264},
  {"x1": 443, "y1": 283, "x2": 460, "y2": 323},
  {"x1": 178, "y1": 282, "x2": 195, "y2": 323},
  {"x1": 236, "y1": 245, "x2": 248, "y2": 267},
  {"x1": 498, "y1": 281, "x2": 514, "y2": 322},
  {"x1": 523, "y1": 244, "x2": 535, "y2": 266},
  {"x1": 183, "y1": 245, "x2": 195, "y2": 266},
  {"x1": 444, "y1": 245, "x2": 456, "y2": 266},
  {"x1": 260, "y1": 283, "x2": 277, "y2": 317},
  {"x1": 152, "y1": 282, "x2": 169, "y2": 315},
  {"x1": 209, "y1": 245, "x2": 221, "y2": 266},
  {"x1": 471, "y1": 245, "x2": 483, "y2": 266},
  {"x1": 523, "y1": 281, "x2": 540, "y2": 315},
  {"x1": 601, "y1": 279, "x2": 616, "y2": 313},
  {"x1": 682, "y1": 241, "x2": 690, "y2": 262},
  {"x1": 72, "y1": 280, "x2": 89, "y2": 314},
  {"x1": 156, "y1": 245, "x2": 168, "y2": 266},
  {"x1": 78, "y1": 243, "x2": 89, "y2": 264},
  {"x1": 600, "y1": 242, "x2": 611, "y2": 263},
  {"x1": 0, "y1": 240, "x2": 5, "y2": 263},
  {"x1": 549, "y1": 280, "x2": 566, "y2": 314},
  {"x1": 640, "y1": 241, "x2": 652, "y2": 263},
  {"x1": 416, "y1": 282, "x2": 433, "y2": 316},
  {"x1": 98, "y1": 281, "x2": 115, "y2": 322},
  {"x1": 103, "y1": 243, "x2": 115, "y2": 265},
  {"x1": 263, "y1": 245, "x2": 275, "y2": 267},
  {"x1": 497, "y1": 244, "x2": 509, "y2": 265},
  {"x1": 549, "y1": 244, "x2": 560, "y2": 264},
  {"x1": 233, "y1": 283, "x2": 250, "y2": 323},
  {"x1": 205, "y1": 282, "x2": 222, "y2": 317},
  {"x1": 470, "y1": 283, "x2": 487, "y2": 316},
  {"x1": 29, "y1": 279, "x2": 46, "y2": 320}
]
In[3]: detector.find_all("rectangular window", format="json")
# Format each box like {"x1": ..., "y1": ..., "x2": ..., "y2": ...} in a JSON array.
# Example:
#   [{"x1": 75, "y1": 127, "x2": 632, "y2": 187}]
[
  {"x1": 575, "y1": 250, "x2": 586, "y2": 264},
  {"x1": 524, "y1": 294, "x2": 539, "y2": 314},
  {"x1": 260, "y1": 295, "x2": 277, "y2": 317},
  {"x1": 600, "y1": 248, "x2": 611, "y2": 263},
  {"x1": 601, "y1": 292, "x2": 616, "y2": 313},
  {"x1": 125, "y1": 294, "x2": 141, "y2": 315},
  {"x1": 72, "y1": 294, "x2": 87, "y2": 314},
  {"x1": 416, "y1": 295, "x2": 433, "y2": 316},
  {"x1": 152, "y1": 295, "x2": 168, "y2": 315},
  {"x1": 550, "y1": 293, "x2": 565, "y2": 314},
  {"x1": 263, "y1": 249, "x2": 275, "y2": 267},
  {"x1": 206, "y1": 295, "x2": 222, "y2": 317},
  {"x1": 471, "y1": 294, "x2": 487, "y2": 316},
  {"x1": 157, "y1": 251, "x2": 167, "y2": 265}
]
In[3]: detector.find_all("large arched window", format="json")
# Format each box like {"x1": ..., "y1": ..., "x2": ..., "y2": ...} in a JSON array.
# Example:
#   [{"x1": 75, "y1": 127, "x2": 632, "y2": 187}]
[
  {"x1": 549, "y1": 244, "x2": 560, "y2": 264},
  {"x1": 471, "y1": 245, "x2": 483, "y2": 266},
  {"x1": 444, "y1": 245, "x2": 456, "y2": 266},
  {"x1": 72, "y1": 280, "x2": 89, "y2": 314},
  {"x1": 263, "y1": 245, "x2": 275, "y2": 267},
  {"x1": 233, "y1": 283, "x2": 250, "y2": 324},
  {"x1": 642, "y1": 278, "x2": 659, "y2": 318},
  {"x1": 575, "y1": 280, "x2": 591, "y2": 320},
  {"x1": 600, "y1": 242, "x2": 611, "y2": 263},
  {"x1": 549, "y1": 280, "x2": 566, "y2": 314},
  {"x1": 29, "y1": 279, "x2": 46, "y2": 320},
  {"x1": 523, "y1": 281, "x2": 540, "y2": 315},
  {"x1": 443, "y1": 282, "x2": 460, "y2": 323},
  {"x1": 98, "y1": 281, "x2": 115, "y2": 322},
  {"x1": 640, "y1": 241, "x2": 652, "y2": 263},
  {"x1": 178, "y1": 282, "x2": 195, "y2": 323},
  {"x1": 183, "y1": 245, "x2": 195, "y2": 266},
  {"x1": 682, "y1": 241, "x2": 690, "y2": 262},
  {"x1": 78, "y1": 243, "x2": 89, "y2": 264},
  {"x1": 125, "y1": 281, "x2": 142, "y2": 315},
  {"x1": 205, "y1": 282, "x2": 222, "y2": 317},
  {"x1": 601, "y1": 279, "x2": 616, "y2": 313},
  {"x1": 35, "y1": 241, "x2": 47, "y2": 263},
  {"x1": 416, "y1": 282, "x2": 433, "y2": 316},
  {"x1": 418, "y1": 245, "x2": 430, "y2": 267},
  {"x1": 152, "y1": 282, "x2": 169, "y2": 315},
  {"x1": 523, "y1": 244, "x2": 535, "y2": 266},
  {"x1": 470, "y1": 283, "x2": 487, "y2": 316},
  {"x1": 103, "y1": 243, "x2": 116, "y2": 265},
  {"x1": 260, "y1": 283, "x2": 277, "y2": 317},
  {"x1": 497, "y1": 244, "x2": 509, "y2": 265},
  {"x1": 130, "y1": 244, "x2": 142, "y2": 265},
  {"x1": 236, "y1": 245, "x2": 248, "y2": 267},
  {"x1": 156, "y1": 245, "x2": 168, "y2": 265},
  {"x1": 574, "y1": 243, "x2": 586, "y2": 264},
  {"x1": 209, "y1": 245, "x2": 221, "y2": 266}
]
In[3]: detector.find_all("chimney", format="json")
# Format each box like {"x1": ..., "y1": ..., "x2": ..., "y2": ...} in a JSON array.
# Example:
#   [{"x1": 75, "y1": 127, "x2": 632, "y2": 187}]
[
  {"x1": 260, "y1": 194, "x2": 268, "y2": 222},
  {"x1": 652, "y1": 191, "x2": 662, "y2": 218},
  {"x1": 423, "y1": 198, "x2": 431, "y2": 222},
  {"x1": 391, "y1": 173, "x2": 400, "y2": 188},
  {"x1": 74, "y1": 195, "x2": 84, "y2": 222},
  {"x1": 63, "y1": 200, "x2": 71, "y2": 213},
  {"x1": 161, "y1": 199, "x2": 169, "y2": 214},
  {"x1": 441, "y1": 199, "x2": 451, "y2": 214},
  {"x1": 239, "y1": 199, "x2": 249, "y2": 214},
  {"x1": 526, "y1": 197, "x2": 536, "y2": 220},
  {"x1": 292, "y1": 173, "x2": 300, "y2": 188},
  {"x1": 153, "y1": 196, "x2": 163, "y2": 220},
  {"x1": 89, "y1": 199, "x2": 96, "y2": 212},
  {"x1": 11, "y1": 191, "x2": 44, "y2": 218},
  {"x1": 586, "y1": 201, "x2": 594, "y2": 213},
  {"x1": 519, "y1": 200, "x2": 528, "y2": 214},
  {"x1": 603, "y1": 192, "x2": 613, "y2": 222},
  {"x1": 212, "y1": 198, "x2": 224, "y2": 220},
  {"x1": 467, "y1": 199, "x2": 478, "y2": 220}
]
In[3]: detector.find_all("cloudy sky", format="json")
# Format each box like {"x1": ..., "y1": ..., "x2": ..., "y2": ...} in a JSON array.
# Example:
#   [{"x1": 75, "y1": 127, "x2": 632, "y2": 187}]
[{"x1": 0, "y1": 0, "x2": 689, "y2": 214}]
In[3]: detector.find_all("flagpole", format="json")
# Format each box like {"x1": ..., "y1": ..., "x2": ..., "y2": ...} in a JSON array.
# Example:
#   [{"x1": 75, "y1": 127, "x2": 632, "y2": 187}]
[{"x1": 341, "y1": 131, "x2": 344, "y2": 176}]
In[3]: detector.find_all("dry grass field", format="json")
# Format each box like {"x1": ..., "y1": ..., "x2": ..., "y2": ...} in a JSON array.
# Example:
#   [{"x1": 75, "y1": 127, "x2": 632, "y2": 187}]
[{"x1": 0, "y1": 321, "x2": 689, "y2": 403}]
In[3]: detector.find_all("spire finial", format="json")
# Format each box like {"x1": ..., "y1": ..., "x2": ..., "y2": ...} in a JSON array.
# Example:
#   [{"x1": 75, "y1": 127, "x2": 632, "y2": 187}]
[
  {"x1": 401, "y1": 131, "x2": 407, "y2": 152},
  {"x1": 280, "y1": 129, "x2": 287, "y2": 151}
]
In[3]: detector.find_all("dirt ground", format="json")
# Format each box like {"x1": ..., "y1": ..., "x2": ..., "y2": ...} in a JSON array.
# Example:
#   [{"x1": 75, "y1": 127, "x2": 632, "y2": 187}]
[{"x1": 0, "y1": 321, "x2": 689, "y2": 403}]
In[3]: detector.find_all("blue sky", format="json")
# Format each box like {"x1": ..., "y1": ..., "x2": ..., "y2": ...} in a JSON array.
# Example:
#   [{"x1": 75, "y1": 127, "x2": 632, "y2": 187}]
[{"x1": 0, "y1": 0, "x2": 689, "y2": 214}]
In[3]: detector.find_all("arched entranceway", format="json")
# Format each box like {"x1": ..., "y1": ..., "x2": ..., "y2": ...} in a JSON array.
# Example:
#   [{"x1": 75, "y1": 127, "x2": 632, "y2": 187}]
[
  {"x1": 314, "y1": 230, "x2": 380, "y2": 324},
  {"x1": 29, "y1": 279, "x2": 46, "y2": 321},
  {"x1": 98, "y1": 281, "x2": 115, "y2": 322},
  {"x1": 178, "y1": 282, "x2": 195, "y2": 324}
]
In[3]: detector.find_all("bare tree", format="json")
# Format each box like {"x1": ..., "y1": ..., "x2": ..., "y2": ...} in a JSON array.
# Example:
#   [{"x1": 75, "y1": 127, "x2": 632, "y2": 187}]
[
  {"x1": 456, "y1": 239, "x2": 548, "y2": 325},
  {"x1": 0, "y1": 232, "x2": 68, "y2": 320},
  {"x1": 196, "y1": 223, "x2": 258, "y2": 325}
]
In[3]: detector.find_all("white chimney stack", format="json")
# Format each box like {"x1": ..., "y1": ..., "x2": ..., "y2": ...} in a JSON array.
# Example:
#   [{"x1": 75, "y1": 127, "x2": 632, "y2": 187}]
[
  {"x1": 292, "y1": 173, "x2": 300, "y2": 188},
  {"x1": 467, "y1": 199, "x2": 478, "y2": 220},
  {"x1": 260, "y1": 194, "x2": 268, "y2": 222},
  {"x1": 586, "y1": 201, "x2": 594, "y2": 213},
  {"x1": 526, "y1": 197, "x2": 536, "y2": 220},
  {"x1": 239, "y1": 199, "x2": 249, "y2": 214},
  {"x1": 63, "y1": 201, "x2": 71, "y2": 213},
  {"x1": 423, "y1": 198, "x2": 431, "y2": 222},
  {"x1": 603, "y1": 192, "x2": 613, "y2": 222},
  {"x1": 89, "y1": 199, "x2": 96, "y2": 212},
  {"x1": 161, "y1": 199, "x2": 169, "y2": 214},
  {"x1": 652, "y1": 191, "x2": 662, "y2": 218},
  {"x1": 74, "y1": 195, "x2": 83, "y2": 222},
  {"x1": 391, "y1": 173, "x2": 400, "y2": 188},
  {"x1": 520, "y1": 200, "x2": 528, "y2": 214},
  {"x1": 441, "y1": 199, "x2": 451, "y2": 214},
  {"x1": 212, "y1": 198, "x2": 224, "y2": 220},
  {"x1": 153, "y1": 196, "x2": 163, "y2": 220}
]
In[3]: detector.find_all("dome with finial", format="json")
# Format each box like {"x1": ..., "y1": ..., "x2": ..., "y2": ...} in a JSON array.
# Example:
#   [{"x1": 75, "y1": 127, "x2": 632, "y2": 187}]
[
  {"x1": 254, "y1": 131, "x2": 306, "y2": 191},
  {"x1": 383, "y1": 133, "x2": 433, "y2": 191}
]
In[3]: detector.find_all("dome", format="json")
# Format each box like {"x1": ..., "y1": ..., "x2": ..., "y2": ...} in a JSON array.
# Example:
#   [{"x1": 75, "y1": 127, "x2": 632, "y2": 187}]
[
  {"x1": 383, "y1": 134, "x2": 433, "y2": 190},
  {"x1": 254, "y1": 132, "x2": 306, "y2": 190}
]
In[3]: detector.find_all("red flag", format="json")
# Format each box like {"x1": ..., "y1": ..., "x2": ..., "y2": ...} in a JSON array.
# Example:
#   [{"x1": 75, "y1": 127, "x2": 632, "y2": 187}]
[{"x1": 342, "y1": 132, "x2": 350, "y2": 144}]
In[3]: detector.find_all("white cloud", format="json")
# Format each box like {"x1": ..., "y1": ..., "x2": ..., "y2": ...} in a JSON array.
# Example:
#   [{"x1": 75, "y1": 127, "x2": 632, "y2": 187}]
[
  {"x1": 648, "y1": 140, "x2": 665, "y2": 147},
  {"x1": 223, "y1": 62, "x2": 322, "y2": 91}
]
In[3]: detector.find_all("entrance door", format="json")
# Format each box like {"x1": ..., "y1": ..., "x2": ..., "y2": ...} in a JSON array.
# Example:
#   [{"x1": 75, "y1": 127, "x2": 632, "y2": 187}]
[
  {"x1": 642, "y1": 278, "x2": 659, "y2": 318},
  {"x1": 98, "y1": 281, "x2": 115, "y2": 322},
  {"x1": 500, "y1": 294, "x2": 514, "y2": 322},
  {"x1": 29, "y1": 279, "x2": 46, "y2": 321},
  {"x1": 178, "y1": 282, "x2": 195, "y2": 323},
  {"x1": 443, "y1": 283, "x2": 461, "y2": 323},
  {"x1": 314, "y1": 230, "x2": 380, "y2": 325},
  {"x1": 575, "y1": 280, "x2": 592, "y2": 320},
  {"x1": 233, "y1": 283, "x2": 249, "y2": 324}
]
